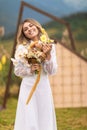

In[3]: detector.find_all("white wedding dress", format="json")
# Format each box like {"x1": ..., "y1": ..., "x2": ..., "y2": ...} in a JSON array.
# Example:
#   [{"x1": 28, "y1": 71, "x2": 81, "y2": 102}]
[{"x1": 12, "y1": 43, "x2": 58, "y2": 130}]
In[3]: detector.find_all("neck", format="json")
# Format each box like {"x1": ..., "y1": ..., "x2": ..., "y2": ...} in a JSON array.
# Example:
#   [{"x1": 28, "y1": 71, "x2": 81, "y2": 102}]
[{"x1": 32, "y1": 36, "x2": 39, "y2": 42}]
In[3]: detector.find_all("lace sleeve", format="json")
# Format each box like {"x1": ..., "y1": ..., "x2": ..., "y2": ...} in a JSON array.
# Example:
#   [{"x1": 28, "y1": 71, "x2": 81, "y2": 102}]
[
  {"x1": 43, "y1": 44, "x2": 58, "y2": 75},
  {"x1": 11, "y1": 45, "x2": 32, "y2": 78}
]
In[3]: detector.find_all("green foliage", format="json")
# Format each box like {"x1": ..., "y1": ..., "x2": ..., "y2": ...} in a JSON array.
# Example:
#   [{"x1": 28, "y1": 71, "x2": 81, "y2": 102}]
[
  {"x1": 0, "y1": 39, "x2": 21, "y2": 86},
  {"x1": 0, "y1": 61, "x2": 9, "y2": 86},
  {"x1": 75, "y1": 33, "x2": 87, "y2": 41},
  {"x1": 43, "y1": 12, "x2": 87, "y2": 59},
  {"x1": 43, "y1": 21, "x2": 65, "y2": 40},
  {"x1": 63, "y1": 12, "x2": 87, "y2": 42},
  {"x1": 44, "y1": 12, "x2": 87, "y2": 43},
  {"x1": 11, "y1": 70, "x2": 21, "y2": 86},
  {"x1": 0, "y1": 60, "x2": 21, "y2": 86}
]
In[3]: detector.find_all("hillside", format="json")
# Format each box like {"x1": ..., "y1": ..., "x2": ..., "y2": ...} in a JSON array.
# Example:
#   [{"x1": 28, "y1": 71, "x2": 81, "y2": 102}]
[
  {"x1": 44, "y1": 12, "x2": 87, "y2": 41},
  {"x1": 43, "y1": 12, "x2": 87, "y2": 59},
  {"x1": 64, "y1": 12, "x2": 87, "y2": 41}
]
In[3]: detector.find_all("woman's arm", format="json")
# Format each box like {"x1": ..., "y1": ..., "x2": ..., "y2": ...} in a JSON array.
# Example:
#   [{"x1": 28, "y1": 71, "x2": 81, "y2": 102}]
[
  {"x1": 13, "y1": 60, "x2": 32, "y2": 78},
  {"x1": 11, "y1": 45, "x2": 33, "y2": 78},
  {"x1": 43, "y1": 44, "x2": 58, "y2": 75}
]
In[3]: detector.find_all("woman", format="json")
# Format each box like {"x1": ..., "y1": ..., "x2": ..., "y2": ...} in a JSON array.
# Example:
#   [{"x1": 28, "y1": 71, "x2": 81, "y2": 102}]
[{"x1": 12, "y1": 18, "x2": 58, "y2": 130}]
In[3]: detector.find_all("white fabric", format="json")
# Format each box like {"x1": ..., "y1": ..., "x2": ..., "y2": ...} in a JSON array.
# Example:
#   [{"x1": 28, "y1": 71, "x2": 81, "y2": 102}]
[{"x1": 12, "y1": 43, "x2": 58, "y2": 130}]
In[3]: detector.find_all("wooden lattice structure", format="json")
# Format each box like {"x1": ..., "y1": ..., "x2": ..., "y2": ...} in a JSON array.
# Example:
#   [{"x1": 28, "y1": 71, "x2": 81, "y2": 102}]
[{"x1": 50, "y1": 43, "x2": 87, "y2": 108}]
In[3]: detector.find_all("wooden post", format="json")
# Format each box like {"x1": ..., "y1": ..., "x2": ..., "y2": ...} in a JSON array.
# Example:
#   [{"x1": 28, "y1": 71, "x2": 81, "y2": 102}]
[
  {"x1": 1, "y1": 1, "x2": 24, "y2": 110},
  {"x1": 66, "y1": 23, "x2": 76, "y2": 50}
]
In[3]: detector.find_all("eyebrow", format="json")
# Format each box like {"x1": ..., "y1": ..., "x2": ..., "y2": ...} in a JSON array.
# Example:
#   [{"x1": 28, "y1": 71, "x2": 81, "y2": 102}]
[
  {"x1": 23, "y1": 26, "x2": 28, "y2": 31},
  {"x1": 23, "y1": 23, "x2": 33, "y2": 29}
]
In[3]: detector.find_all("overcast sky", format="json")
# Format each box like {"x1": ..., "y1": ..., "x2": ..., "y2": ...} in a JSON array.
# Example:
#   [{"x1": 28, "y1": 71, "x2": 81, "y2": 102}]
[
  {"x1": 63, "y1": 0, "x2": 87, "y2": 9},
  {"x1": 27, "y1": 0, "x2": 87, "y2": 11}
]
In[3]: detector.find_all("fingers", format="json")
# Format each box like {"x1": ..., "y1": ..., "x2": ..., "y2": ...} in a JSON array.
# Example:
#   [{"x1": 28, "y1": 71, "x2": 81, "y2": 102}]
[
  {"x1": 31, "y1": 64, "x2": 40, "y2": 73},
  {"x1": 40, "y1": 52, "x2": 46, "y2": 59},
  {"x1": 42, "y1": 44, "x2": 52, "y2": 54},
  {"x1": 35, "y1": 43, "x2": 42, "y2": 50}
]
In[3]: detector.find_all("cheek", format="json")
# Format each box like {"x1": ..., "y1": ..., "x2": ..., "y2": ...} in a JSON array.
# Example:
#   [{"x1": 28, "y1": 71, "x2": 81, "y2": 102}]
[
  {"x1": 23, "y1": 31, "x2": 27, "y2": 36},
  {"x1": 36, "y1": 30, "x2": 39, "y2": 35},
  {"x1": 34, "y1": 27, "x2": 39, "y2": 34},
  {"x1": 24, "y1": 31, "x2": 30, "y2": 38},
  {"x1": 37, "y1": 30, "x2": 39, "y2": 35}
]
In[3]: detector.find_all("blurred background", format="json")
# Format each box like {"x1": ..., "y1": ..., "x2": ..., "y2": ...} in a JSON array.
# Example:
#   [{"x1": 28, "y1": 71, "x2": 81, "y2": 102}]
[{"x1": 0, "y1": 0, "x2": 87, "y2": 130}]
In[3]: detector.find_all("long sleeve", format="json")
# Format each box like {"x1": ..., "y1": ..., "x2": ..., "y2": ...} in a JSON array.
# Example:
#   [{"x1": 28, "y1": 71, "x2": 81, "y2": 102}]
[
  {"x1": 43, "y1": 44, "x2": 58, "y2": 75},
  {"x1": 13, "y1": 60, "x2": 32, "y2": 78},
  {"x1": 11, "y1": 45, "x2": 32, "y2": 78}
]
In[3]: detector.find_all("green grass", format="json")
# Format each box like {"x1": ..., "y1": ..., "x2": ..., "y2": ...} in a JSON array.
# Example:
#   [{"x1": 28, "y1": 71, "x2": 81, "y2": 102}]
[
  {"x1": 0, "y1": 97, "x2": 87, "y2": 130},
  {"x1": 56, "y1": 108, "x2": 87, "y2": 130},
  {"x1": 0, "y1": 98, "x2": 17, "y2": 130}
]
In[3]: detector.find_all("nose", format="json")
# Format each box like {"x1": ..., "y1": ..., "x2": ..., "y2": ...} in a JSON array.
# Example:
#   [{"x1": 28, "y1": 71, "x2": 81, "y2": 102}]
[{"x1": 28, "y1": 27, "x2": 31, "y2": 31}]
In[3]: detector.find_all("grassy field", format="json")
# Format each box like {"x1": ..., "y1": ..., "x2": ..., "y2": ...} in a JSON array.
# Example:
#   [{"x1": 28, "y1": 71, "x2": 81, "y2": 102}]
[
  {"x1": 0, "y1": 39, "x2": 13, "y2": 56},
  {"x1": 0, "y1": 97, "x2": 87, "y2": 130}
]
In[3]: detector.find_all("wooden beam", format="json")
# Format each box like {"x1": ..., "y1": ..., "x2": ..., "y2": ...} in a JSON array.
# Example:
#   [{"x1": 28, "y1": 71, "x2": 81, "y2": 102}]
[
  {"x1": 22, "y1": 1, "x2": 68, "y2": 25},
  {"x1": 66, "y1": 23, "x2": 76, "y2": 50},
  {"x1": 1, "y1": 2, "x2": 24, "y2": 109}
]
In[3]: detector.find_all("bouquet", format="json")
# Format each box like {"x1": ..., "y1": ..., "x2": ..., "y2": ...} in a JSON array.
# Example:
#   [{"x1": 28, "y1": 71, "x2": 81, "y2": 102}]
[
  {"x1": 25, "y1": 41, "x2": 46, "y2": 65},
  {"x1": 25, "y1": 36, "x2": 53, "y2": 63},
  {"x1": 25, "y1": 38, "x2": 53, "y2": 104}
]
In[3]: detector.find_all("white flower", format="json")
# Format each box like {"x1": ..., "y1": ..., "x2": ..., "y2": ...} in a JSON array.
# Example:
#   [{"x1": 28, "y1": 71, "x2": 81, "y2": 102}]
[{"x1": 15, "y1": 46, "x2": 28, "y2": 60}]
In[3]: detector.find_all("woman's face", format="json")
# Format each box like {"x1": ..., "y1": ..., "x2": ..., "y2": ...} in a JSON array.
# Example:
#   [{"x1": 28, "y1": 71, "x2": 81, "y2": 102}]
[{"x1": 22, "y1": 22, "x2": 39, "y2": 41}]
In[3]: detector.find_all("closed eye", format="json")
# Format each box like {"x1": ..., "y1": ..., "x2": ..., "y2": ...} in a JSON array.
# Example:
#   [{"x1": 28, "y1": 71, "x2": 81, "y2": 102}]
[
  {"x1": 23, "y1": 26, "x2": 28, "y2": 32},
  {"x1": 29, "y1": 24, "x2": 33, "y2": 27}
]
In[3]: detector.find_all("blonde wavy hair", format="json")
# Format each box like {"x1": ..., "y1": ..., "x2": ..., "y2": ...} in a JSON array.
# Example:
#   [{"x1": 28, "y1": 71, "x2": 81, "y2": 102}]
[{"x1": 17, "y1": 18, "x2": 49, "y2": 45}]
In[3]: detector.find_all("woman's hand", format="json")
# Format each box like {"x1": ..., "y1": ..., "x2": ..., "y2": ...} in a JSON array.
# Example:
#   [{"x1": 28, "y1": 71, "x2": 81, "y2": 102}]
[
  {"x1": 42, "y1": 44, "x2": 52, "y2": 54},
  {"x1": 42, "y1": 44, "x2": 52, "y2": 61},
  {"x1": 35, "y1": 43, "x2": 42, "y2": 50},
  {"x1": 31, "y1": 63, "x2": 40, "y2": 73},
  {"x1": 45, "y1": 53, "x2": 51, "y2": 61}
]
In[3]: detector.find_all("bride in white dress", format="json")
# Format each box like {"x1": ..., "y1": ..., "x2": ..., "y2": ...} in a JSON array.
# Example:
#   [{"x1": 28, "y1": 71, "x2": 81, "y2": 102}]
[{"x1": 12, "y1": 18, "x2": 58, "y2": 130}]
